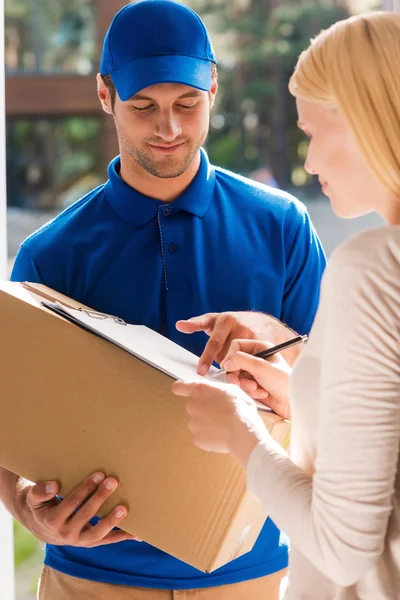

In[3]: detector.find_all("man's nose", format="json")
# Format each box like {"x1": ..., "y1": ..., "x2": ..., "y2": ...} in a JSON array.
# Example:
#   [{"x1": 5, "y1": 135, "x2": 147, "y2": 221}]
[{"x1": 155, "y1": 111, "x2": 183, "y2": 142}]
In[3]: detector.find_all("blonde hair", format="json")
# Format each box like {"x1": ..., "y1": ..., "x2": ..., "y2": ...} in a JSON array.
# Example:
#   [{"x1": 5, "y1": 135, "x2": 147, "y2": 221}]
[{"x1": 289, "y1": 12, "x2": 400, "y2": 198}]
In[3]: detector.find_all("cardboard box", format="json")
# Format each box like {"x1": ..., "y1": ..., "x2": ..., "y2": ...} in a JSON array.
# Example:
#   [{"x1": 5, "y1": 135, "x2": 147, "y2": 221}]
[{"x1": 0, "y1": 281, "x2": 291, "y2": 572}]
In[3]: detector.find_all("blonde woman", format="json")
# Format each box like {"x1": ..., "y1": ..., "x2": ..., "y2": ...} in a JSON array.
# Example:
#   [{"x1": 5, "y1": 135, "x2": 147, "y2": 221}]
[{"x1": 173, "y1": 12, "x2": 400, "y2": 599}]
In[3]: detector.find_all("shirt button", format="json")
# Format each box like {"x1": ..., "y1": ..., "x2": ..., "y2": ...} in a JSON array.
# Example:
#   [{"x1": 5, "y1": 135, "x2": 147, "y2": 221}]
[
  {"x1": 163, "y1": 206, "x2": 172, "y2": 217},
  {"x1": 168, "y1": 242, "x2": 178, "y2": 254}
]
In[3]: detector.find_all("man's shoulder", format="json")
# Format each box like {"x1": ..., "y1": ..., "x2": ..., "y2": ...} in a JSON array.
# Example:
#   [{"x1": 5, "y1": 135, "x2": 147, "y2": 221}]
[
  {"x1": 21, "y1": 184, "x2": 107, "y2": 256},
  {"x1": 213, "y1": 164, "x2": 307, "y2": 218}
]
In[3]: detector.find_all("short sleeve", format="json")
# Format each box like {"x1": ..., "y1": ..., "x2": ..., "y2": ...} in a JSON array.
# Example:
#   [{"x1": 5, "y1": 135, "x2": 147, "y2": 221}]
[
  {"x1": 280, "y1": 207, "x2": 326, "y2": 335},
  {"x1": 10, "y1": 244, "x2": 45, "y2": 284}
]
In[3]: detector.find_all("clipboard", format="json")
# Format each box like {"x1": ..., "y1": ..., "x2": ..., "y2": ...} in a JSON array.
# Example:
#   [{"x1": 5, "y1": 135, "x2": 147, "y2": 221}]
[{"x1": 41, "y1": 300, "x2": 273, "y2": 412}]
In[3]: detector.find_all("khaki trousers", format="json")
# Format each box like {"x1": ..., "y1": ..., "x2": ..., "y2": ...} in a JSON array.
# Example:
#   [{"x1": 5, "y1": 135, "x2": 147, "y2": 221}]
[{"x1": 38, "y1": 565, "x2": 287, "y2": 600}]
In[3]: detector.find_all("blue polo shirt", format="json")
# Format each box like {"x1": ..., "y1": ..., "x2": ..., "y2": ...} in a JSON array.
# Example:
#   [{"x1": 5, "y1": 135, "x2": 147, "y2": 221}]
[{"x1": 11, "y1": 149, "x2": 325, "y2": 589}]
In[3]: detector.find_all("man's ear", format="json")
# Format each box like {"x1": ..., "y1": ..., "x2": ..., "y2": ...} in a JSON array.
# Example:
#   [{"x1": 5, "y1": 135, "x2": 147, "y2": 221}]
[
  {"x1": 209, "y1": 76, "x2": 218, "y2": 110},
  {"x1": 97, "y1": 73, "x2": 114, "y2": 115}
]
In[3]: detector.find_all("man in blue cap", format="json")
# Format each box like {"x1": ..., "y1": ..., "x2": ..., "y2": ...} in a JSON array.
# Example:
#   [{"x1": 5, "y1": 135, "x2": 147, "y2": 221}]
[{"x1": 5, "y1": 1, "x2": 325, "y2": 598}]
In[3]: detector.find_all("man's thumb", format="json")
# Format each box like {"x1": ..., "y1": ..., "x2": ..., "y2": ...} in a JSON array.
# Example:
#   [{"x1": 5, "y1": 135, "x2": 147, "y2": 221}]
[{"x1": 28, "y1": 481, "x2": 59, "y2": 508}]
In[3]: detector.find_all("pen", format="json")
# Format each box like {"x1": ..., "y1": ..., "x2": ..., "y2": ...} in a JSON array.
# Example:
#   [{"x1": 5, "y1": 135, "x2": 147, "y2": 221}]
[{"x1": 211, "y1": 334, "x2": 307, "y2": 378}]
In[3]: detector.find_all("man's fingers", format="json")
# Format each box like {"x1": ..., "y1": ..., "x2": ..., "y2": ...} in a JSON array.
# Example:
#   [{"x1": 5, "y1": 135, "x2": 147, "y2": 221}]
[
  {"x1": 81, "y1": 505, "x2": 130, "y2": 544},
  {"x1": 70, "y1": 478, "x2": 122, "y2": 530},
  {"x1": 220, "y1": 340, "x2": 242, "y2": 367},
  {"x1": 49, "y1": 473, "x2": 107, "y2": 524},
  {"x1": 26, "y1": 481, "x2": 60, "y2": 510},
  {"x1": 197, "y1": 320, "x2": 231, "y2": 375},
  {"x1": 175, "y1": 314, "x2": 216, "y2": 335},
  {"x1": 87, "y1": 529, "x2": 140, "y2": 547}
]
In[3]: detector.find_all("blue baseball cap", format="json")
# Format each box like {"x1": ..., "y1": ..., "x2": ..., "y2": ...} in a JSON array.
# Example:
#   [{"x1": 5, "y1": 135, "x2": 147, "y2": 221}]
[{"x1": 100, "y1": 0, "x2": 217, "y2": 102}]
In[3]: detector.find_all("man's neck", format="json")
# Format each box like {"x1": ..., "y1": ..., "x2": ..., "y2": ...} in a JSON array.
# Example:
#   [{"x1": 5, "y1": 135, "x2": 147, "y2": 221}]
[{"x1": 119, "y1": 151, "x2": 201, "y2": 203}]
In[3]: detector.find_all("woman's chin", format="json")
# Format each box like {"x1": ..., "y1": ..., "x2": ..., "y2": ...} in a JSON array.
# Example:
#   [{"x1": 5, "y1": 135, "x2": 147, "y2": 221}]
[{"x1": 329, "y1": 195, "x2": 369, "y2": 220}]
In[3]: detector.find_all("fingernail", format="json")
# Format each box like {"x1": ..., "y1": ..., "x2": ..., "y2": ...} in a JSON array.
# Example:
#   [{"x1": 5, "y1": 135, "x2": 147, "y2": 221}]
[
  {"x1": 45, "y1": 483, "x2": 57, "y2": 495},
  {"x1": 198, "y1": 364, "x2": 207, "y2": 376},
  {"x1": 115, "y1": 508, "x2": 126, "y2": 519},
  {"x1": 105, "y1": 478, "x2": 118, "y2": 490},
  {"x1": 92, "y1": 473, "x2": 105, "y2": 485},
  {"x1": 224, "y1": 359, "x2": 233, "y2": 370}
]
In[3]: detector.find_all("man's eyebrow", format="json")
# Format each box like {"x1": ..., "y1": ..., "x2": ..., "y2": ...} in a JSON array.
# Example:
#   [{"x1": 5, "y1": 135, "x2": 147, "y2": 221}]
[
  {"x1": 129, "y1": 90, "x2": 201, "y2": 102},
  {"x1": 129, "y1": 94, "x2": 154, "y2": 102},
  {"x1": 177, "y1": 90, "x2": 201, "y2": 99}
]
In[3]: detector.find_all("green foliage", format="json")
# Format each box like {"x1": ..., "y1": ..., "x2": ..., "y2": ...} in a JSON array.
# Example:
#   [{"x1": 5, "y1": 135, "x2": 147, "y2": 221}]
[
  {"x1": 14, "y1": 519, "x2": 41, "y2": 567},
  {"x1": 5, "y1": 0, "x2": 95, "y2": 74},
  {"x1": 207, "y1": 130, "x2": 243, "y2": 173},
  {"x1": 192, "y1": 0, "x2": 350, "y2": 185}
]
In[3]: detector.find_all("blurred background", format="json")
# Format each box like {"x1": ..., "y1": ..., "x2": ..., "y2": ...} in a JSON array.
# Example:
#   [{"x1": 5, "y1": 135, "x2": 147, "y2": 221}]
[{"x1": 4, "y1": 0, "x2": 389, "y2": 597}]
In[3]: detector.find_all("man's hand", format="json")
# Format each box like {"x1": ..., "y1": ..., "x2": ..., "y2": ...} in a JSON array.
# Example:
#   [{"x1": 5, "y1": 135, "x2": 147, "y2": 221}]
[
  {"x1": 176, "y1": 311, "x2": 300, "y2": 375},
  {"x1": 19, "y1": 472, "x2": 141, "y2": 548}
]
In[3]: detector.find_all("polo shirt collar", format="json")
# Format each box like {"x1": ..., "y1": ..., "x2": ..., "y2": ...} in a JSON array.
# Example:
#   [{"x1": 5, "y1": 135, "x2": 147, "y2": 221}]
[{"x1": 104, "y1": 148, "x2": 215, "y2": 228}]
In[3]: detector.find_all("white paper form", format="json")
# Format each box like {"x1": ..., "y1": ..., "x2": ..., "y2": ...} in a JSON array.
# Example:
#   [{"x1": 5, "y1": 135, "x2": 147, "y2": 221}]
[
  {"x1": 47, "y1": 302, "x2": 223, "y2": 383},
  {"x1": 44, "y1": 301, "x2": 271, "y2": 412}
]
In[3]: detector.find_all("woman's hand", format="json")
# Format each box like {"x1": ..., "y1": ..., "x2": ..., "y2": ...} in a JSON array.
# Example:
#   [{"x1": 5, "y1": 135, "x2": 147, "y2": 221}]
[
  {"x1": 176, "y1": 311, "x2": 301, "y2": 375},
  {"x1": 172, "y1": 380, "x2": 268, "y2": 469},
  {"x1": 221, "y1": 339, "x2": 292, "y2": 420}
]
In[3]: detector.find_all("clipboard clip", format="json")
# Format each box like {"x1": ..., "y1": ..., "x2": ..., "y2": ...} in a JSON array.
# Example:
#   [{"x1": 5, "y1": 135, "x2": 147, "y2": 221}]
[{"x1": 77, "y1": 307, "x2": 127, "y2": 326}]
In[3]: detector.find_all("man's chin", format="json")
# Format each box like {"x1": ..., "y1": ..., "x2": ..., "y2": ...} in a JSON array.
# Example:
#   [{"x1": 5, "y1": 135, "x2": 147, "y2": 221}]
[{"x1": 142, "y1": 154, "x2": 195, "y2": 179}]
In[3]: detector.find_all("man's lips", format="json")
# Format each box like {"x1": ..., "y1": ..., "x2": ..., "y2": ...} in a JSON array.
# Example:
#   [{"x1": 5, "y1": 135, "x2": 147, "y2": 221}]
[{"x1": 148, "y1": 141, "x2": 186, "y2": 154}]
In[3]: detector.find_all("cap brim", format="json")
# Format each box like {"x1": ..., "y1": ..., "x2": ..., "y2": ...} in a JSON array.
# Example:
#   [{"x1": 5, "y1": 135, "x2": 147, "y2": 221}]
[{"x1": 108, "y1": 55, "x2": 213, "y2": 101}]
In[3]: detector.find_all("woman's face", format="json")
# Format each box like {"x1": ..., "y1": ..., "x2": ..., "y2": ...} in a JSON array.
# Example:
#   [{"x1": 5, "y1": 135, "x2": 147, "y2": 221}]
[{"x1": 296, "y1": 98, "x2": 391, "y2": 220}]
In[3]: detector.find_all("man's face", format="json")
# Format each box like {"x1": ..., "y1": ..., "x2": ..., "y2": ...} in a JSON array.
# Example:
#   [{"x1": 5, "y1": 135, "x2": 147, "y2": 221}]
[{"x1": 105, "y1": 81, "x2": 216, "y2": 179}]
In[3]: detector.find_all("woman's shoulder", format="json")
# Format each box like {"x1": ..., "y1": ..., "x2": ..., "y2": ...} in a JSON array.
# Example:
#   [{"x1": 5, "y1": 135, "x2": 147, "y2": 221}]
[
  {"x1": 321, "y1": 226, "x2": 400, "y2": 317},
  {"x1": 329, "y1": 225, "x2": 400, "y2": 274}
]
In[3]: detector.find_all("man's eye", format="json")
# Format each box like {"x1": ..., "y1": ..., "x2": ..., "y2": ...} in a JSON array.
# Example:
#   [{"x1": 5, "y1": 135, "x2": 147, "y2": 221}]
[
  {"x1": 177, "y1": 103, "x2": 196, "y2": 110},
  {"x1": 133, "y1": 105, "x2": 153, "y2": 112}
]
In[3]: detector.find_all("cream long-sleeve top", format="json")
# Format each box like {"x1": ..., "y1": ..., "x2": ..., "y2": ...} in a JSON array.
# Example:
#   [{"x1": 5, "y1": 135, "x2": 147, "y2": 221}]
[{"x1": 247, "y1": 226, "x2": 400, "y2": 599}]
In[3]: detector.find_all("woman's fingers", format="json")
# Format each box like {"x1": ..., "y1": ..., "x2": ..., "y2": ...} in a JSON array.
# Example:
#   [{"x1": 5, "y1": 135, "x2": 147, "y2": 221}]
[
  {"x1": 221, "y1": 339, "x2": 272, "y2": 367},
  {"x1": 224, "y1": 351, "x2": 270, "y2": 380}
]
